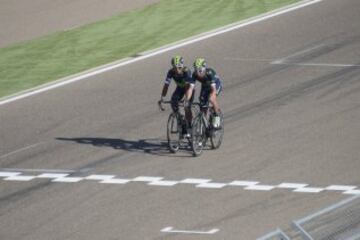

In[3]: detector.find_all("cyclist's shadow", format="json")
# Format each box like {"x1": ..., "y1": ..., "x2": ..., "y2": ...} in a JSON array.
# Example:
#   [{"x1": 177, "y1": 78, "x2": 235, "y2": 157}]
[{"x1": 56, "y1": 137, "x2": 191, "y2": 157}]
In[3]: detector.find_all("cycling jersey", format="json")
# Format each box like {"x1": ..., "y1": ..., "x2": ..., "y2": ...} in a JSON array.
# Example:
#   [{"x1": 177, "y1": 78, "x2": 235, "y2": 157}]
[
  {"x1": 193, "y1": 68, "x2": 223, "y2": 108},
  {"x1": 164, "y1": 67, "x2": 194, "y2": 88},
  {"x1": 192, "y1": 68, "x2": 220, "y2": 89}
]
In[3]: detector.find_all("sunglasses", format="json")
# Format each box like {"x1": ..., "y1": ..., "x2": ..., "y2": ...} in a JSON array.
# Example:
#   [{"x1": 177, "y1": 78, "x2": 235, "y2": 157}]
[{"x1": 196, "y1": 67, "x2": 205, "y2": 74}]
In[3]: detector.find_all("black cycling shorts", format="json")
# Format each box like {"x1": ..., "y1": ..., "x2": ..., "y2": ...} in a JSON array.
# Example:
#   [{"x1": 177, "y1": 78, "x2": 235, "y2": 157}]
[{"x1": 171, "y1": 86, "x2": 194, "y2": 112}]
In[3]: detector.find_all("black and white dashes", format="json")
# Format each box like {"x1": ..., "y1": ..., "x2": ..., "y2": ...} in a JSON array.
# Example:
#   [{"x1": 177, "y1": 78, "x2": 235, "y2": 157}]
[{"x1": 1, "y1": 171, "x2": 359, "y2": 195}]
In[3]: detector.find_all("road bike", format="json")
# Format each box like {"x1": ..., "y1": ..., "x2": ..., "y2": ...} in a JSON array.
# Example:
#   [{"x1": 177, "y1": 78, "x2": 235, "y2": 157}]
[
  {"x1": 190, "y1": 102, "x2": 224, "y2": 157},
  {"x1": 159, "y1": 100, "x2": 191, "y2": 153}
]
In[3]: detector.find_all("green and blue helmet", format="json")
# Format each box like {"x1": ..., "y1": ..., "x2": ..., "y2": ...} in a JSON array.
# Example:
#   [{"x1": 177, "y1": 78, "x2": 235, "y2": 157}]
[
  {"x1": 171, "y1": 55, "x2": 184, "y2": 68},
  {"x1": 193, "y1": 58, "x2": 207, "y2": 74}
]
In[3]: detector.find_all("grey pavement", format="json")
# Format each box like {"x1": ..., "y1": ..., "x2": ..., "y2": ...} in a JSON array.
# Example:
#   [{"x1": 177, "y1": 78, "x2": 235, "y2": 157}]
[{"x1": 0, "y1": 0, "x2": 360, "y2": 239}]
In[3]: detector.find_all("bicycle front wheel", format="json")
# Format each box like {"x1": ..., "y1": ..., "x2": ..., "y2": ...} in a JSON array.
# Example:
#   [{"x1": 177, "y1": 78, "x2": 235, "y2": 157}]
[
  {"x1": 210, "y1": 111, "x2": 224, "y2": 149},
  {"x1": 167, "y1": 113, "x2": 181, "y2": 153},
  {"x1": 191, "y1": 114, "x2": 206, "y2": 157}
]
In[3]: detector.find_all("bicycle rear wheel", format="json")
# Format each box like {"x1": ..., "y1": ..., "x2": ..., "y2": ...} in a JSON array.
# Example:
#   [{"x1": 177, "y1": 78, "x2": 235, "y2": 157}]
[
  {"x1": 210, "y1": 111, "x2": 224, "y2": 149},
  {"x1": 191, "y1": 114, "x2": 206, "y2": 157},
  {"x1": 167, "y1": 113, "x2": 181, "y2": 153}
]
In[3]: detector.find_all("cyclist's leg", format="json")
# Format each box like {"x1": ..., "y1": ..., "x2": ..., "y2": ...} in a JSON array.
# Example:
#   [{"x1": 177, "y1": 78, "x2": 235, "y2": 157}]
[
  {"x1": 184, "y1": 87, "x2": 195, "y2": 128},
  {"x1": 171, "y1": 87, "x2": 185, "y2": 113},
  {"x1": 207, "y1": 80, "x2": 223, "y2": 128},
  {"x1": 199, "y1": 87, "x2": 210, "y2": 114},
  {"x1": 209, "y1": 78, "x2": 222, "y2": 114},
  {"x1": 215, "y1": 78, "x2": 223, "y2": 96},
  {"x1": 171, "y1": 87, "x2": 187, "y2": 135}
]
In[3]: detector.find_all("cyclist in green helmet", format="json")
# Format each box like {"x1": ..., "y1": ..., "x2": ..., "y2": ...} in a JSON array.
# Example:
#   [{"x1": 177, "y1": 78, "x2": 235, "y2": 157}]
[
  {"x1": 192, "y1": 58, "x2": 223, "y2": 128},
  {"x1": 158, "y1": 55, "x2": 195, "y2": 135}
]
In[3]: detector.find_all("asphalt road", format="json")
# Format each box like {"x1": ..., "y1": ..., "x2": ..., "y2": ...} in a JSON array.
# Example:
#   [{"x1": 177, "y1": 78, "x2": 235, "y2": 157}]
[
  {"x1": 0, "y1": 0, "x2": 159, "y2": 47},
  {"x1": 1, "y1": 0, "x2": 360, "y2": 239}
]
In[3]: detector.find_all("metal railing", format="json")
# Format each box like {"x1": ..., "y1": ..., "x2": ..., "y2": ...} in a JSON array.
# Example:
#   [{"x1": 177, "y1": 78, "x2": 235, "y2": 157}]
[
  {"x1": 292, "y1": 195, "x2": 360, "y2": 240},
  {"x1": 258, "y1": 195, "x2": 360, "y2": 240}
]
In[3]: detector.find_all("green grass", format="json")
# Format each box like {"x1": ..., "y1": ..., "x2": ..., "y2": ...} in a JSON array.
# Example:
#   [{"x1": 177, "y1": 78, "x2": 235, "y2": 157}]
[{"x1": 0, "y1": 0, "x2": 299, "y2": 98}]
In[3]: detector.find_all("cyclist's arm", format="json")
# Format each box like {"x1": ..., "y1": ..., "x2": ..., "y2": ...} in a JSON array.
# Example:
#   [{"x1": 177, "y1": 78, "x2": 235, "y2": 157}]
[
  {"x1": 208, "y1": 68, "x2": 221, "y2": 92},
  {"x1": 161, "y1": 70, "x2": 173, "y2": 99},
  {"x1": 185, "y1": 84, "x2": 194, "y2": 101},
  {"x1": 209, "y1": 69, "x2": 221, "y2": 113},
  {"x1": 184, "y1": 70, "x2": 195, "y2": 105},
  {"x1": 161, "y1": 84, "x2": 169, "y2": 99},
  {"x1": 209, "y1": 85, "x2": 220, "y2": 113}
]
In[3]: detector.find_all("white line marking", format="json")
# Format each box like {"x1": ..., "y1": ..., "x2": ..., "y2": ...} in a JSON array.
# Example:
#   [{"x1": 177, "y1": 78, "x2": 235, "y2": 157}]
[
  {"x1": 101, "y1": 178, "x2": 130, "y2": 184},
  {"x1": 161, "y1": 227, "x2": 173, "y2": 232},
  {"x1": 51, "y1": 177, "x2": 83, "y2": 183},
  {"x1": 245, "y1": 185, "x2": 275, "y2": 191},
  {"x1": 278, "y1": 183, "x2": 309, "y2": 189},
  {"x1": 148, "y1": 181, "x2": 178, "y2": 186},
  {"x1": 325, "y1": 185, "x2": 358, "y2": 191},
  {"x1": 271, "y1": 44, "x2": 325, "y2": 64},
  {"x1": 161, "y1": 226, "x2": 219, "y2": 235},
  {"x1": 85, "y1": 175, "x2": 116, "y2": 180},
  {"x1": 0, "y1": 0, "x2": 322, "y2": 106},
  {"x1": 2, "y1": 170, "x2": 359, "y2": 196},
  {"x1": 224, "y1": 57, "x2": 360, "y2": 68},
  {"x1": 132, "y1": 176, "x2": 164, "y2": 182},
  {"x1": 0, "y1": 168, "x2": 76, "y2": 173},
  {"x1": 37, "y1": 173, "x2": 70, "y2": 178},
  {"x1": 224, "y1": 57, "x2": 272, "y2": 62},
  {"x1": 272, "y1": 62, "x2": 360, "y2": 67},
  {"x1": 343, "y1": 190, "x2": 360, "y2": 195},
  {"x1": 4, "y1": 175, "x2": 36, "y2": 181},
  {"x1": 293, "y1": 187, "x2": 324, "y2": 193},
  {"x1": 196, "y1": 183, "x2": 227, "y2": 189},
  {"x1": 0, "y1": 142, "x2": 44, "y2": 159},
  {"x1": 0, "y1": 172, "x2": 21, "y2": 177},
  {"x1": 180, "y1": 178, "x2": 212, "y2": 184},
  {"x1": 228, "y1": 181, "x2": 259, "y2": 187}
]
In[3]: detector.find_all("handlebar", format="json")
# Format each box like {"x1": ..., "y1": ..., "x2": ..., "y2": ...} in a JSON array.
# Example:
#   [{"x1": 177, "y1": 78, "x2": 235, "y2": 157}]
[
  {"x1": 158, "y1": 100, "x2": 184, "y2": 111},
  {"x1": 158, "y1": 100, "x2": 211, "y2": 111}
]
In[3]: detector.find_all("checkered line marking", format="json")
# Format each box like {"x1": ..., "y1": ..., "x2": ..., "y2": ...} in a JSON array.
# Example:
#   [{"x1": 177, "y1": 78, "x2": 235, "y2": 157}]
[{"x1": 0, "y1": 171, "x2": 359, "y2": 195}]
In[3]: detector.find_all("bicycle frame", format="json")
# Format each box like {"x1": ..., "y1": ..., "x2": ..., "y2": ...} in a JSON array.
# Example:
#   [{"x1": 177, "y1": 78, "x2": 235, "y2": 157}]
[{"x1": 192, "y1": 102, "x2": 213, "y2": 129}]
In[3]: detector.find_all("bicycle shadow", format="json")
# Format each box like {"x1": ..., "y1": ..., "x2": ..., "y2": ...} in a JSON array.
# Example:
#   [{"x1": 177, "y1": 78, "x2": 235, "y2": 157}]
[{"x1": 56, "y1": 137, "x2": 193, "y2": 157}]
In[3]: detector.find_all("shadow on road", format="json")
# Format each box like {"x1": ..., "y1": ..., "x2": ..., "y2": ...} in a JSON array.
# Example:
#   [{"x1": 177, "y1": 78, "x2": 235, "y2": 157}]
[{"x1": 56, "y1": 137, "x2": 192, "y2": 157}]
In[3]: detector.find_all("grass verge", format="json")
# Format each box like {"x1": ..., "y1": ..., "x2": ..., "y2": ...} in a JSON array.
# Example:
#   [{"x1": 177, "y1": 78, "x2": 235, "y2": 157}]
[{"x1": 0, "y1": 0, "x2": 299, "y2": 98}]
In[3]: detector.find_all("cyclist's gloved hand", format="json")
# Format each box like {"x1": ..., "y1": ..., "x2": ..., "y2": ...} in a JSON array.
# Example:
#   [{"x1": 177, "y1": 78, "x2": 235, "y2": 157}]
[{"x1": 158, "y1": 96, "x2": 165, "y2": 111}]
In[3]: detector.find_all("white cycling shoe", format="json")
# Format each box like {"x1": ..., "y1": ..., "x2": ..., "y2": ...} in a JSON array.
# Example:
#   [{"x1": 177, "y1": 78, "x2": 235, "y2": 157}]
[{"x1": 212, "y1": 116, "x2": 221, "y2": 129}]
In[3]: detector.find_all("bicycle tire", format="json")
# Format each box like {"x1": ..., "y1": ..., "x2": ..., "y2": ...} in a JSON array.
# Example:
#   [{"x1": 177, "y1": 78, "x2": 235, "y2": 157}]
[
  {"x1": 167, "y1": 113, "x2": 180, "y2": 153},
  {"x1": 210, "y1": 111, "x2": 224, "y2": 149},
  {"x1": 191, "y1": 114, "x2": 206, "y2": 157}
]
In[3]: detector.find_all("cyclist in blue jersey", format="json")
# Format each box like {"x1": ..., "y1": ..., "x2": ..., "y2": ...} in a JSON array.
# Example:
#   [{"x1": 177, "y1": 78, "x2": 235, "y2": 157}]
[
  {"x1": 192, "y1": 58, "x2": 223, "y2": 128},
  {"x1": 158, "y1": 55, "x2": 195, "y2": 135}
]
